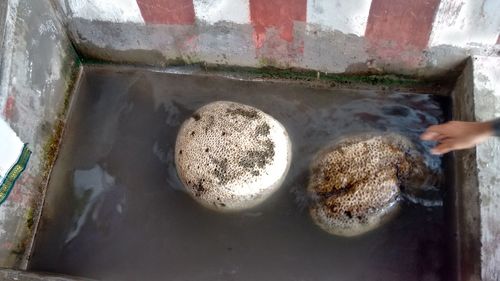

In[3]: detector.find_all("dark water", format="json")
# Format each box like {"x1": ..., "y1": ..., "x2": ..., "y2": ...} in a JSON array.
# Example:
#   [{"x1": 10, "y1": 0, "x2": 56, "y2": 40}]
[{"x1": 30, "y1": 66, "x2": 452, "y2": 281}]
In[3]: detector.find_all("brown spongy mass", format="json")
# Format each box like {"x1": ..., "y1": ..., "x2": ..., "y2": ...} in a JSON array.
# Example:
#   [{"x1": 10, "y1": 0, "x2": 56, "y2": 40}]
[{"x1": 308, "y1": 133, "x2": 426, "y2": 236}]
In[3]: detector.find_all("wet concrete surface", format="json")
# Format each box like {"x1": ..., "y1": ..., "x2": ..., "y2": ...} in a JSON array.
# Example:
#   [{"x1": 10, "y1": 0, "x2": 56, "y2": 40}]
[{"x1": 29, "y1": 65, "x2": 452, "y2": 281}]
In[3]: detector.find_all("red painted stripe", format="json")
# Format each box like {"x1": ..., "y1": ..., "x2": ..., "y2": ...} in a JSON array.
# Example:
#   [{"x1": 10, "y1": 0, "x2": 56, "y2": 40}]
[
  {"x1": 249, "y1": 0, "x2": 307, "y2": 49},
  {"x1": 136, "y1": 0, "x2": 195, "y2": 24},
  {"x1": 3, "y1": 95, "x2": 15, "y2": 120},
  {"x1": 365, "y1": 0, "x2": 441, "y2": 62}
]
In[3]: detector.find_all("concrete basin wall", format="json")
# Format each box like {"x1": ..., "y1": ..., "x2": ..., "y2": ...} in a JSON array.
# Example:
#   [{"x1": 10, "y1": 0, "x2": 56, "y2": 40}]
[
  {"x1": 0, "y1": 0, "x2": 499, "y2": 279},
  {"x1": 0, "y1": 0, "x2": 79, "y2": 269},
  {"x1": 55, "y1": 0, "x2": 500, "y2": 77},
  {"x1": 471, "y1": 56, "x2": 500, "y2": 280}
]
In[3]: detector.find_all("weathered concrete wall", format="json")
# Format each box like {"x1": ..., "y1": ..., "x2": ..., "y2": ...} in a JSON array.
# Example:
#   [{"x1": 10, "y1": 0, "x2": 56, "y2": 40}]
[
  {"x1": 55, "y1": 0, "x2": 500, "y2": 77},
  {"x1": 450, "y1": 58, "x2": 481, "y2": 281},
  {"x1": 0, "y1": 0, "x2": 79, "y2": 268},
  {"x1": 430, "y1": 0, "x2": 500, "y2": 47},
  {"x1": 472, "y1": 56, "x2": 500, "y2": 281},
  {"x1": 0, "y1": 268, "x2": 94, "y2": 281},
  {"x1": 451, "y1": 56, "x2": 500, "y2": 281},
  {"x1": 450, "y1": 55, "x2": 500, "y2": 280},
  {"x1": 0, "y1": 1, "x2": 7, "y2": 51}
]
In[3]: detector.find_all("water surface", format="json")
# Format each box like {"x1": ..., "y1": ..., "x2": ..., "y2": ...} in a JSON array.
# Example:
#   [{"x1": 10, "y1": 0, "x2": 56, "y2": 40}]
[{"x1": 30, "y1": 66, "x2": 451, "y2": 281}]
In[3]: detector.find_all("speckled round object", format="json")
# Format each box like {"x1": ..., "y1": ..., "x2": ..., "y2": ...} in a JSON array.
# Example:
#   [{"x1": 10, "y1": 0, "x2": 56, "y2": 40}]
[
  {"x1": 308, "y1": 133, "x2": 426, "y2": 237},
  {"x1": 175, "y1": 101, "x2": 292, "y2": 211}
]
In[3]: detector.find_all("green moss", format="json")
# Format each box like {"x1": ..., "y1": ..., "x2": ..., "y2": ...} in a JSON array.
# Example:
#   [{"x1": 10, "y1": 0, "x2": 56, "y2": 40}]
[
  {"x1": 10, "y1": 243, "x2": 25, "y2": 256},
  {"x1": 9, "y1": 231, "x2": 37, "y2": 264},
  {"x1": 81, "y1": 57, "x2": 437, "y2": 89},
  {"x1": 25, "y1": 207, "x2": 35, "y2": 231},
  {"x1": 182, "y1": 54, "x2": 201, "y2": 65},
  {"x1": 10, "y1": 235, "x2": 30, "y2": 259},
  {"x1": 258, "y1": 57, "x2": 290, "y2": 69},
  {"x1": 164, "y1": 57, "x2": 190, "y2": 66},
  {"x1": 7, "y1": 46, "x2": 83, "y2": 266},
  {"x1": 80, "y1": 57, "x2": 110, "y2": 65},
  {"x1": 87, "y1": 57, "x2": 433, "y2": 89},
  {"x1": 81, "y1": 55, "x2": 203, "y2": 68},
  {"x1": 39, "y1": 55, "x2": 81, "y2": 193},
  {"x1": 40, "y1": 120, "x2": 64, "y2": 188},
  {"x1": 205, "y1": 64, "x2": 425, "y2": 87}
]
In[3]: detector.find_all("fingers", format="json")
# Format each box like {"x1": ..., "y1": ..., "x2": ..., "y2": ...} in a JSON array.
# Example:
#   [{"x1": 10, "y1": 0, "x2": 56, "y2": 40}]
[
  {"x1": 421, "y1": 132, "x2": 449, "y2": 142},
  {"x1": 426, "y1": 124, "x2": 448, "y2": 133},
  {"x1": 422, "y1": 125, "x2": 450, "y2": 154},
  {"x1": 430, "y1": 142, "x2": 454, "y2": 155},
  {"x1": 420, "y1": 131, "x2": 437, "y2": 141},
  {"x1": 423, "y1": 121, "x2": 476, "y2": 154},
  {"x1": 421, "y1": 131, "x2": 446, "y2": 141},
  {"x1": 421, "y1": 124, "x2": 449, "y2": 141}
]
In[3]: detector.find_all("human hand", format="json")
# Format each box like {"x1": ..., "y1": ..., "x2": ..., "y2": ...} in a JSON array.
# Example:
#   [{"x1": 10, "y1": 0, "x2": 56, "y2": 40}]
[{"x1": 420, "y1": 121, "x2": 493, "y2": 155}]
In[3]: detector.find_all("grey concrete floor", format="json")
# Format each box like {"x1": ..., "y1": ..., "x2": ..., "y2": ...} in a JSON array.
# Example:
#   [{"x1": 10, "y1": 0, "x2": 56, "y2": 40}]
[{"x1": 29, "y1": 65, "x2": 453, "y2": 281}]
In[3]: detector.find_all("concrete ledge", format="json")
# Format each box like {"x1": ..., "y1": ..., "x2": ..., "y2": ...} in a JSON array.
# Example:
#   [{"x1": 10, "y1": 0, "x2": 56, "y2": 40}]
[
  {"x1": 450, "y1": 58, "x2": 481, "y2": 281},
  {"x1": 450, "y1": 55, "x2": 500, "y2": 280},
  {"x1": 0, "y1": 0, "x2": 79, "y2": 268},
  {"x1": 0, "y1": 269, "x2": 94, "y2": 281},
  {"x1": 471, "y1": 56, "x2": 500, "y2": 280}
]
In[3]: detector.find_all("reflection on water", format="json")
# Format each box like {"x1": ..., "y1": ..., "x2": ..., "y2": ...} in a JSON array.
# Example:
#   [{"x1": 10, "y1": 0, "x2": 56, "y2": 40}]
[{"x1": 66, "y1": 165, "x2": 115, "y2": 243}]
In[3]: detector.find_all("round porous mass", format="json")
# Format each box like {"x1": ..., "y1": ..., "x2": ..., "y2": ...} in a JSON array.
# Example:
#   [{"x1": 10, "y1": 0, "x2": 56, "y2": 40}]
[
  {"x1": 175, "y1": 101, "x2": 292, "y2": 211},
  {"x1": 308, "y1": 133, "x2": 426, "y2": 237}
]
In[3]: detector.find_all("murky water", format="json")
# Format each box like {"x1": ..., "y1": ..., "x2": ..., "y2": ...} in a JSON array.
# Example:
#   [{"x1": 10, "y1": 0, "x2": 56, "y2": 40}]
[{"x1": 30, "y1": 66, "x2": 453, "y2": 281}]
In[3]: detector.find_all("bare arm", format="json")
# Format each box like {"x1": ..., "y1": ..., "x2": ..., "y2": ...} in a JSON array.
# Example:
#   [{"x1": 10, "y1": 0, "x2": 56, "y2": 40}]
[{"x1": 420, "y1": 119, "x2": 500, "y2": 155}]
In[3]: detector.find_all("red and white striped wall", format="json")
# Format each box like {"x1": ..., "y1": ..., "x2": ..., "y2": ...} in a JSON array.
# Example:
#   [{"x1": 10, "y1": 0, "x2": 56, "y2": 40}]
[
  {"x1": 63, "y1": 0, "x2": 500, "y2": 67},
  {"x1": 429, "y1": 0, "x2": 500, "y2": 47}
]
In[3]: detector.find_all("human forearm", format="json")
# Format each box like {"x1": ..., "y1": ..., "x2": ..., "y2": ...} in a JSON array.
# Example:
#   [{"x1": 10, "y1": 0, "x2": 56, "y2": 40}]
[{"x1": 421, "y1": 120, "x2": 494, "y2": 154}]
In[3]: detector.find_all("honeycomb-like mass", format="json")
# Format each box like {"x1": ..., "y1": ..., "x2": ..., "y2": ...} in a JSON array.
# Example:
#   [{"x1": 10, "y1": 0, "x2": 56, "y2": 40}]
[
  {"x1": 175, "y1": 101, "x2": 292, "y2": 211},
  {"x1": 308, "y1": 133, "x2": 426, "y2": 236}
]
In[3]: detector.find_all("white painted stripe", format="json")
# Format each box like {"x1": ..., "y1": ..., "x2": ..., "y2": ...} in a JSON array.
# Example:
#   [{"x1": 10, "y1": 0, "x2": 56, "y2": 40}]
[
  {"x1": 306, "y1": 0, "x2": 372, "y2": 36},
  {"x1": 66, "y1": 0, "x2": 145, "y2": 23},
  {"x1": 194, "y1": 0, "x2": 250, "y2": 24},
  {"x1": 0, "y1": 0, "x2": 19, "y2": 113},
  {"x1": 0, "y1": 118, "x2": 24, "y2": 181},
  {"x1": 429, "y1": 0, "x2": 500, "y2": 47},
  {"x1": 474, "y1": 56, "x2": 500, "y2": 121}
]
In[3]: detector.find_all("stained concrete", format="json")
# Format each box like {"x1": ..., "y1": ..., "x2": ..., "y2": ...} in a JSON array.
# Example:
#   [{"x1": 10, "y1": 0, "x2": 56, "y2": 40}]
[
  {"x1": 29, "y1": 65, "x2": 452, "y2": 281},
  {"x1": 471, "y1": 56, "x2": 500, "y2": 281},
  {"x1": 70, "y1": 16, "x2": 477, "y2": 78},
  {"x1": 67, "y1": 18, "x2": 257, "y2": 67},
  {"x1": 0, "y1": 268, "x2": 94, "y2": 281},
  {"x1": 444, "y1": 56, "x2": 500, "y2": 281},
  {"x1": 0, "y1": 1, "x2": 7, "y2": 50},
  {"x1": 54, "y1": 1, "x2": 500, "y2": 78},
  {"x1": 449, "y1": 59, "x2": 481, "y2": 280},
  {"x1": 430, "y1": 0, "x2": 500, "y2": 47},
  {"x1": 0, "y1": 0, "x2": 79, "y2": 269}
]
